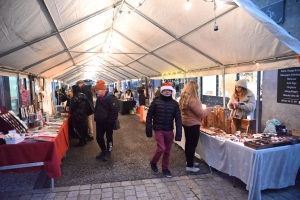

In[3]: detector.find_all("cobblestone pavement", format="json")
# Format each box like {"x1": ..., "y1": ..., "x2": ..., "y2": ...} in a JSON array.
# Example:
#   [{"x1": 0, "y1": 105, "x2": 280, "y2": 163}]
[{"x1": 1, "y1": 171, "x2": 300, "y2": 200}]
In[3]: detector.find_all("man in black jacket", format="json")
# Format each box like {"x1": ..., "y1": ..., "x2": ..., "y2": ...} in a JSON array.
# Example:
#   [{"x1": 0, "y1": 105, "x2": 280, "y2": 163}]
[
  {"x1": 77, "y1": 80, "x2": 94, "y2": 141},
  {"x1": 146, "y1": 82, "x2": 182, "y2": 178},
  {"x1": 94, "y1": 80, "x2": 119, "y2": 161}
]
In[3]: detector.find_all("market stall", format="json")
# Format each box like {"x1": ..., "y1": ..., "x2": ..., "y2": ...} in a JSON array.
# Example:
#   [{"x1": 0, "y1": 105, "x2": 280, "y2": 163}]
[
  {"x1": 117, "y1": 99, "x2": 136, "y2": 115},
  {"x1": 0, "y1": 116, "x2": 69, "y2": 191},
  {"x1": 196, "y1": 131, "x2": 300, "y2": 200}
]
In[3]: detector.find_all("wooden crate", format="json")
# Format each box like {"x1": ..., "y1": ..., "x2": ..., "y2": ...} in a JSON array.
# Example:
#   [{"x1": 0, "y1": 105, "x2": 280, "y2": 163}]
[
  {"x1": 213, "y1": 107, "x2": 230, "y2": 131},
  {"x1": 231, "y1": 118, "x2": 256, "y2": 135}
]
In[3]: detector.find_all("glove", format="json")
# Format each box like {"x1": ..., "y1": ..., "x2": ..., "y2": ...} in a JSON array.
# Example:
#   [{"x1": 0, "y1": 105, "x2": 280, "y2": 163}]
[{"x1": 146, "y1": 131, "x2": 152, "y2": 138}]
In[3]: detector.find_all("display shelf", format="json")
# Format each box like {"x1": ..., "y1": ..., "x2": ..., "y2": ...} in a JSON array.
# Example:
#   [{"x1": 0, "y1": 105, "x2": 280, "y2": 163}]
[{"x1": 0, "y1": 110, "x2": 28, "y2": 134}]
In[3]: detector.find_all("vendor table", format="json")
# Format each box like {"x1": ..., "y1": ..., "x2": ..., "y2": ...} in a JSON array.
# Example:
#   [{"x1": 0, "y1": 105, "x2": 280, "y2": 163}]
[
  {"x1": 0, "y1": 118, "x2": 69, "y2": 190},
  {"x1": 196, "y1": 132, "x2": 300, "y2": 200},
  {"x1": 117, "y1": 100, "x2": 136, "y2": 115}
]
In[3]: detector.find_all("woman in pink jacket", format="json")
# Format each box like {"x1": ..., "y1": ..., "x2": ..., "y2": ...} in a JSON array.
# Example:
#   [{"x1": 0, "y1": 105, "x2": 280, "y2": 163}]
[{"x1": 179, "y1": 81, "x2": 213, "y2": 172}]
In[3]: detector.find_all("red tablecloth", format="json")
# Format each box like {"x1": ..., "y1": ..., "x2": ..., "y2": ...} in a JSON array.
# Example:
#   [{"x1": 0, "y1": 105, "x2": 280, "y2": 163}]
[{"x1": 0, "y1": 119, "x2": 69, "y2": 178}]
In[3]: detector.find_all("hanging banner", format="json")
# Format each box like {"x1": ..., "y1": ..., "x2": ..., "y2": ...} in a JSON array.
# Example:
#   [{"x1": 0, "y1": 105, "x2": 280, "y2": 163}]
[{"x1": 277, "y1": 67, "x2": 300, "y2": 105}]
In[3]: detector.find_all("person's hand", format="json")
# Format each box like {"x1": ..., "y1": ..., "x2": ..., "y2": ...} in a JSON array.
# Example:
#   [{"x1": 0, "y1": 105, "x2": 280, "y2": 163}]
[{"x1": 233, "y1": 102, "x2": 240, "y2": 108}]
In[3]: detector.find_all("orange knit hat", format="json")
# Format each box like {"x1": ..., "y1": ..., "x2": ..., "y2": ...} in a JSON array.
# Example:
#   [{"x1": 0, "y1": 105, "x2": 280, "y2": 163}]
[{"x1": 94, "y1": 80, "x2": 106, "y2": 90}]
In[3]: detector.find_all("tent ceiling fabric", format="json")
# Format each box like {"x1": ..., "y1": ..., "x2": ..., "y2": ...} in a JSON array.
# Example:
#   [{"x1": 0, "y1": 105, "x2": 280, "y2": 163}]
[{"x1": 0, "y1": 0, "x2": 299, "y2": 85}]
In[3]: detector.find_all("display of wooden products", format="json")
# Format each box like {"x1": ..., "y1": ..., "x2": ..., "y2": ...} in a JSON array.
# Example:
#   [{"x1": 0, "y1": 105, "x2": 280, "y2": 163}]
[
  {"x1": 244, "y1": 136, "x2": 299, "y2": 150},
  {"x1": 231, "y1": 118, "x2": 256, "y2": 135},
  {"x1": 202, "y1": 107, "x2": 230, "y2": 132}
]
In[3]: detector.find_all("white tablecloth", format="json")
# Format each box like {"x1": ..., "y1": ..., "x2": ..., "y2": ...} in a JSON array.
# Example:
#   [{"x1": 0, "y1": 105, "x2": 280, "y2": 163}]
[{"x1": 196, "y1": 132, "x2": 300, "y2": 200}]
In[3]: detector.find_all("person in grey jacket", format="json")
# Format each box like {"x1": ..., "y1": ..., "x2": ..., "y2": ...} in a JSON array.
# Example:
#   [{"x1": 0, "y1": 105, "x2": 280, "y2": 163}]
[
  {"x1": 227, "y1": 79, "x2": 256, "y2": 119},
  {"x1": 146, "y1": 82, "x2": 182, "y2": 178}
]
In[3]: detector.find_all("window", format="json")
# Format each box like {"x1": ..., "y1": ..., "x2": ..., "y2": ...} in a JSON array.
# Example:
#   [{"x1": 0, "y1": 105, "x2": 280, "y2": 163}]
[
  {"x1": 218, "y1": 74, "x2": 237, "y2": 98},
  {"x1": 9, "y1": 76, "x2": 19, "y2": 115},
  {"x1": 240, "y1": 72, "x2": 258, "y2": 99},
  {"x1": 202, "y1": 75, "x2": 216, "y2": 96}
]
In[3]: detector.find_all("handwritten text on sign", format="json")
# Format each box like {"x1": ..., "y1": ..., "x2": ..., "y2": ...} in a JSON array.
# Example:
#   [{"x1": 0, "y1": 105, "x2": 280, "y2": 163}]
[{"x1": 277, "y1": 67, "x2": 300, "y2": 105}]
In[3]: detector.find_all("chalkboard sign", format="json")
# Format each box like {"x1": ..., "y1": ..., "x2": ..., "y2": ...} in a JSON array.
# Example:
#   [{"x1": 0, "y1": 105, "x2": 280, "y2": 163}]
[
  {"x1": 277, "y1": 67, "x2": 300, "y2": 105},
  {"x1": 261, "y1": 0, "x2": 285, "y2": 24}
]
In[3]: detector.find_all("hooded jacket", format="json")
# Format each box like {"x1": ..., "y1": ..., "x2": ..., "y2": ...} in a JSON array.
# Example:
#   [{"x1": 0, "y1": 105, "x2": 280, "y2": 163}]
[{"x1": 94, "y1": 92, "x2": 119, "y2": 124}]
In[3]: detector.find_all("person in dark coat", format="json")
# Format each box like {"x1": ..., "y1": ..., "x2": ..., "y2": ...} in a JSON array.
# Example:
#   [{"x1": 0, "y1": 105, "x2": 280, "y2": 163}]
[
  {"x1": 94, "y1": 80, "x2": 119, "y2": 161},
  {"x1": 69, "y1": 85, "x2": 88, "y2": 147},
  {"x1": 137, "y1": 84, "x2": 146, "y2": 106},
  {"x1": 77, "y1": 80, "x2": 94, "y2": 141},
  {"x1": 55, "y1": 86, "x2": 62, "y2": 105},
  {"x1": 146, "y1": 82, "x2": 182, "y2": 178}
]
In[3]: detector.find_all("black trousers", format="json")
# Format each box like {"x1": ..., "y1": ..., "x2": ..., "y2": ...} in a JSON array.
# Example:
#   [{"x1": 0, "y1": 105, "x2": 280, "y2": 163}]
[
  {"x1": 183, "y1": 125, "x2": 200, "y2": 167},
  {"x1": 96, "y1": 123, "x2": 114, "y2": 151}
]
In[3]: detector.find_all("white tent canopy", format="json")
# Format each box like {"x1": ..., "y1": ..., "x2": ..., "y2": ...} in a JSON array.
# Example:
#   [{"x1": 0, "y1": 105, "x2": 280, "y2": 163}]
[{"x1": 0, "y1": 0, "x2": 299, "y2": 84}]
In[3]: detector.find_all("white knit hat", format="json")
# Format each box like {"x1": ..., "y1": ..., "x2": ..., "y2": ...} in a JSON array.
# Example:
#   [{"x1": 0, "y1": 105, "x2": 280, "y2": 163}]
[
  {"x1": 235, "y1": 79, "x2": 247, "y2": 89},
  {"x1": 161, "y1": 82, "x2": 173, "y2": 93}
]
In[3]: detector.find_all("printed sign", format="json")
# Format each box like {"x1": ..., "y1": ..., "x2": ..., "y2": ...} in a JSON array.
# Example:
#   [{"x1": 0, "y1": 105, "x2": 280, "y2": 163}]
[{"x1": 277, "y1": 67, "x2": 300, "y2": 105}]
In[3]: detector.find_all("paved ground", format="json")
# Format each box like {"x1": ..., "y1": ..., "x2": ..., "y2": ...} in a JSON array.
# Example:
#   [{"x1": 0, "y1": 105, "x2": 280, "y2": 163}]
[{"x1": 0, "y1": 171, "x2": 300, "y2": 200}]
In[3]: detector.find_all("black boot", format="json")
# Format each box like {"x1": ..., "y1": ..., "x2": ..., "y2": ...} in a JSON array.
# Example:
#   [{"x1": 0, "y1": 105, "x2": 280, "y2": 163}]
[
  {"x1": 75, "y1": 138, "x2": 85, "y2": 147},
  {"x1": 96, "y1": 150, "x2": 106, "y2": 159},
  {"x1": 103, "y1": 151, "x2": 111, "y2": 161}
]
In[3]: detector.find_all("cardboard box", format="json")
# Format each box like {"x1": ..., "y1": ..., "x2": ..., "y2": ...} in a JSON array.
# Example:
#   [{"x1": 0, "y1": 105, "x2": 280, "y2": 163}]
[
  {"x1": 5, "y1": 135, "x2": 25, "y2": 144},
  {"x1": 290, "y1": 129, "x2": 300, "y2": 137}
]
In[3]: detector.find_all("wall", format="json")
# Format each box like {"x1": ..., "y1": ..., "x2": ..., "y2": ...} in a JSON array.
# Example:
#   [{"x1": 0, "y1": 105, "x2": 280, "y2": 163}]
[{"x1": 262, "y1": 70, "x2": 300, "y2": 131}]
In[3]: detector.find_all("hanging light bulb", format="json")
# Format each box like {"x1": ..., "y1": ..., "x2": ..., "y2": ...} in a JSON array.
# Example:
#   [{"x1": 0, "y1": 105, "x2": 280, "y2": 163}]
[
  {"x1": 185, "y1": 0, "x2": 191, "y2": 9},
  {"x1": 126, "y1": 10, "x2": 131, "y2": 19},
  {"x1": 117, "y1": 10, "x2": 122, "y2": 16}
]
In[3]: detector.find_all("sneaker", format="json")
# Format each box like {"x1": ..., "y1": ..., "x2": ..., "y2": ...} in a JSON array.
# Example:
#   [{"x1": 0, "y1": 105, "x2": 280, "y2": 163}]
[
  {"x1": 186, "y1": 162, "x2": 200, "y2": 167},
  {"x1": 96, "y1": 151, "x2": 106, "y2": 159},
  {"x1": 186, "y1": 167, "x2": 200, "y2": 173},
  {"x1": 162, "y1": 169, "x2": 172, "y2": 178},
  {"x1": 150, "y1": 161, "x2": 158, "y2": 173},
  {"x1": 103, "y1": 151, "x2": 111, "y2": 161}
]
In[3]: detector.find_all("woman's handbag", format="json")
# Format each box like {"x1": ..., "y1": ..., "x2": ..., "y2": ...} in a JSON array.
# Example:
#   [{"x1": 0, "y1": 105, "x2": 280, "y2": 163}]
[{"x1": 114, "y1": 119, "x2": 120, "y2": 130}]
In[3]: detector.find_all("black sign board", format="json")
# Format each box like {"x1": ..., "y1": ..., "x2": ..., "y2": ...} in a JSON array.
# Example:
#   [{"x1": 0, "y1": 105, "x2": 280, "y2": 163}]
[
  {"x1": 261, "y1": 0, "x2": 285, "y2": 24},
  {"x1": 277, "y1": 67, "x2": 300, "y2": 105}
]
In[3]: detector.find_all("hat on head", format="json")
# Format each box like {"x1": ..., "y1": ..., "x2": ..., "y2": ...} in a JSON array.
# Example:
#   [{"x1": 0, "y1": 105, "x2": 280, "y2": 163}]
[
  {"x1": 235, "y1": 79, "x2": 247, "y2": 89},
  {"x1": 161, "y1": 82, "x2": 173, "y2": 93},
  {"x1": 94, "y1": 80, "x2": 106, "y2": 90},
  {"x1": 76, "y1": 80, "x2": 84, "y2": 85}
]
